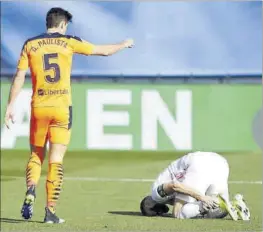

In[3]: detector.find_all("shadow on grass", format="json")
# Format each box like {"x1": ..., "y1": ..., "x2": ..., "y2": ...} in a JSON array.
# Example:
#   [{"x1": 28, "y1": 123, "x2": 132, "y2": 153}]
[
  {"x1": 108, "y1": 211, "x2": 172, "y2": 218},
  {"x1": 108, "y1": 212, "x2": 233, "y2": 220},
  {"x1": 108, "y1": 211, "x2": 142, "y2": 216},
  {"x1": 0, "y1": 218, "x2": 43, "y2": 224}
]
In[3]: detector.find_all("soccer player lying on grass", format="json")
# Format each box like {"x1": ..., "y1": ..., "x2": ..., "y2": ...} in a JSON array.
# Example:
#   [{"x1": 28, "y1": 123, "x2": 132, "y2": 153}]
[
  {"x1": 140, "y1": 151, "x2": 250, "y2": 221},
  {"x1": 4, "y1": 7, "x2": 134, "y2": 224}
]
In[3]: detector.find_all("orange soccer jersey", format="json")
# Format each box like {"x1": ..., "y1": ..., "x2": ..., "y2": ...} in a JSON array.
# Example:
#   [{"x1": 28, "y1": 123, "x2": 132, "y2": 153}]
[
  {"x1": 18, "y1": 32, "x2": 94, "y2": 146},
  {"x1": 18, "y1": 32, "x2": 94, "y2": 107}
]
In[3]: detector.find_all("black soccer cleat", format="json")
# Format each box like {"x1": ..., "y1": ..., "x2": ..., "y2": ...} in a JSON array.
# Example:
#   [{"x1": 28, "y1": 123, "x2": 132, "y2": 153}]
[
  {"x1": 43, "y1": 207, "x2": 65, "y2": 224},
  {"x1": 21, "y1": 185, "x2": 36, "y2": 220}
]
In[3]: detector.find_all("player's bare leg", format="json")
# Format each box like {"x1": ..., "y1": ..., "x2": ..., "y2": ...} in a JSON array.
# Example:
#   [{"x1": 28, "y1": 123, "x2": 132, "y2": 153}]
[
  {"x1": 44, "y1": 143, "x2": 67, "y2": 224},
  {"x1": 21, "y1": 145, "x2": 46, "y2": 220}
]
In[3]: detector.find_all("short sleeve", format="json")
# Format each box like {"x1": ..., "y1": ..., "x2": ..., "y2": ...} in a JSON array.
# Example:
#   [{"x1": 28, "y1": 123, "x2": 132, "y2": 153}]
[
  {"x1": 17, "y1": 42, "x2": 29, "y2": 70},
  {"x1": 70, "y1": 36, "x2": 94, "y2": 55}
]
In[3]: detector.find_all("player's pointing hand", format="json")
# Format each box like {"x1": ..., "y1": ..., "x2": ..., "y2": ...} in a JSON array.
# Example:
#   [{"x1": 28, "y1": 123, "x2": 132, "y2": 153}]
[
  {"x1": 123, "y1": 39, "x2": 134, "y2": 48},
  {"x1": 4, "y1": 105, "x2": 15, "y2": 129}
]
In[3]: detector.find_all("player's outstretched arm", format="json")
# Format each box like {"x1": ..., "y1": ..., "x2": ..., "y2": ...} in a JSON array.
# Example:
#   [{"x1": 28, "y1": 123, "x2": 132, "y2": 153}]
[
  {"x1": 91, "y1": 38, "x2": 134, "y2": 56},
  {"x1": 5, "y1": 69, "x2": 26, "y2": 128},
  {"x1": 72, "y1": 37, "x2": 134, "y2": 56}
]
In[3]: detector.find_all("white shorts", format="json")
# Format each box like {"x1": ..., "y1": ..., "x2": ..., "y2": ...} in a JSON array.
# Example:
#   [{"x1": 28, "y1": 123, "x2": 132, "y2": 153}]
[{"x1": 151, "y1": 152, "x2": 230, "y2": 204}]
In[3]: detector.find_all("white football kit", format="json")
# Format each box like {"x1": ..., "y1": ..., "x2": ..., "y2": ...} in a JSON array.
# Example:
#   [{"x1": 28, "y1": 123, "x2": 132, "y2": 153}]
[{"x1": 151, "y1": 151, "x2": 229, "y2": 204}]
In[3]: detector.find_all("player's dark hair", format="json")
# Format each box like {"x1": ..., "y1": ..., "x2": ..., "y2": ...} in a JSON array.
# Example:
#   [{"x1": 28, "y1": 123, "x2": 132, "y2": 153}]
[
  {"x1": 46, "y1": 7, "x2": 72, "y2": 29},
  {"x1": 140, "y1": 196, "x2": 169, "y2": 217}
]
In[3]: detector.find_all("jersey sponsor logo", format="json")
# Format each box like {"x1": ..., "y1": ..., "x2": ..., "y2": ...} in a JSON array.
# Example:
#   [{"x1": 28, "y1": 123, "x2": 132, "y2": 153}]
[
  {"x1": 175, "y1": 170, "x2": 187, "y2": 181},
  {"x1": 37, "y1": 88, "x2": 69, "y2": 96}
]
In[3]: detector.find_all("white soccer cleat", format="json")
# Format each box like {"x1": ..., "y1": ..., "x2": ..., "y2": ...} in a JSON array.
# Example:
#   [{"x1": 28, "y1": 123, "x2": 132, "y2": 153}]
[
  {"x1": 218, "y1": 194, "x2": 239, "y2": 221},
  {"x1": 232, "y1": 194, "x2": 250, "y2": 221}
]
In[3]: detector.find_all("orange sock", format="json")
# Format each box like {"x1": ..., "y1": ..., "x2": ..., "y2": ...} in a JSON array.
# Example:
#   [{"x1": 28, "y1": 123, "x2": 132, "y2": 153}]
[
  {"x1": 46, "y1": 162, "x2": 64, "y2": 210},
  {"x1": 26, "y1": 152, "x2": 42, "y2": 187}
]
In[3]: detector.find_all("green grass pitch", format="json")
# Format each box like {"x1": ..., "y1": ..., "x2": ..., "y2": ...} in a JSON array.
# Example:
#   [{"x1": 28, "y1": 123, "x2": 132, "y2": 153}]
[{"x1": 1, "y1": 150, "x2": 262, "y2": 232}]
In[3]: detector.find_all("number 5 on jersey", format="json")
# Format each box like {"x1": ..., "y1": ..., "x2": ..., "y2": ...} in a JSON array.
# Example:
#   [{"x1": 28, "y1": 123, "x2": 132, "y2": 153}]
[{"x1": 43, "y1": 53, "x2": 61, "y2": 83}]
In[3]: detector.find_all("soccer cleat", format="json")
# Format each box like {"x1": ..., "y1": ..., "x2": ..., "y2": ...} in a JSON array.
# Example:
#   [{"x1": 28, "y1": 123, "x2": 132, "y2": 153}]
[
  {"x1": 218, "y1": 194, "x2": 238, "y2": 221},
  {"x1": 21, "y1": 185, "x2": 36, "y2": 220},
  {"x1": 43, "y1": 207, "x2": 65, "y2": 224},
  {"x1": 232, "y1": 194, "x2": 250, "y2": 221},
  {"x1": 205, "y1": 207, "x2": 228, "y2": 219}
]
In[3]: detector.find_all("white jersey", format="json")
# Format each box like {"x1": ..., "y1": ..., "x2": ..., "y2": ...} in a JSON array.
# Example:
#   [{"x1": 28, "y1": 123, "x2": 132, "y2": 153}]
[
  {"x1": 168, "y1": 151, "x2": 228, "y2": 182},
  {"x1": 152, "y1": 151, "x2": 229, "y2": 203}
]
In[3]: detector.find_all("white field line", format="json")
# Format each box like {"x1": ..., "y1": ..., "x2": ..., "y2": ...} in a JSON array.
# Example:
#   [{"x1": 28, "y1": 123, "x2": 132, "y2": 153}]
[{"x1": 1, "y1": 176, "x2": 262, "y2": 184}]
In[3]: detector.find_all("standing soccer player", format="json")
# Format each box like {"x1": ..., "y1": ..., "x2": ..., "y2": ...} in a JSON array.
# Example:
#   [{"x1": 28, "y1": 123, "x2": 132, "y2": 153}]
[{"x1": 4, "y1": 7, "x2": 134, "y2": 223}]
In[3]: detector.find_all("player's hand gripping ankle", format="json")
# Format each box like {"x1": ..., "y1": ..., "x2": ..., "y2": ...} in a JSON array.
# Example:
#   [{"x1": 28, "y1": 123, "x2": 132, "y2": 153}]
[{"x1": 200, "y1": 195, "x2": 219, "y2": 210}]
